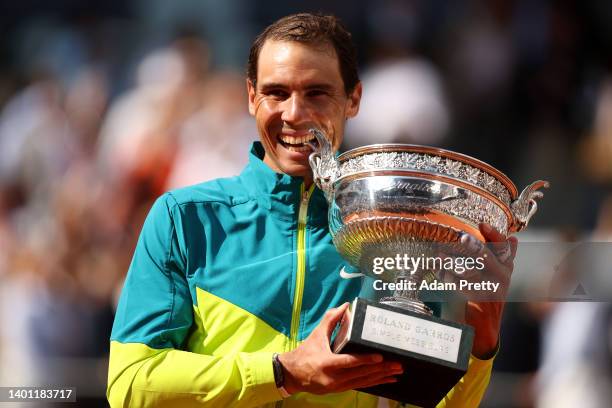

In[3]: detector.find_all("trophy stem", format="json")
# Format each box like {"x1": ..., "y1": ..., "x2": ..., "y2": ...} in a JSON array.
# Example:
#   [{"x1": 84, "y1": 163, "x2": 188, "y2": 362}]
[{"x1": 379, "y1": 272, "x2": 432, "y2": 316}]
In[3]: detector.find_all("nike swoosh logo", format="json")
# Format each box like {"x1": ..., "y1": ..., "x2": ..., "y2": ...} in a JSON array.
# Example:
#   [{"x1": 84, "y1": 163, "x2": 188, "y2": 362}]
[{"x1": 339, "y1": 267, "x2": 364, "y2": 279}]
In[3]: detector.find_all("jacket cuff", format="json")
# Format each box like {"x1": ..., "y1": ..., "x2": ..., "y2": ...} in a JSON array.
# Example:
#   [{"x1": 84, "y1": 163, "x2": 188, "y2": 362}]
[{"x1": 242, "y1": 351, "x2": 284, "y2": 405}]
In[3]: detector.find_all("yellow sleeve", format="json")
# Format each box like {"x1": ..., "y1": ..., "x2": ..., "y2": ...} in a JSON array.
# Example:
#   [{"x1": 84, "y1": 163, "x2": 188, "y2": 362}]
[
  {"x1": 107, "y1": 341, "x2": 283, "y2": 408},
  {"x1": 107, "y1": 196, "x2": 283, "y2": 407},
  {"x1": 435, "y1": 354, "x2": 494, "y2": 408}
]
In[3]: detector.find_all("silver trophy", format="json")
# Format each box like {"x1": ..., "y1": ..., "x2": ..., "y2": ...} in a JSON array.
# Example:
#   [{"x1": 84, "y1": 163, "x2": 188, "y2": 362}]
[{"x1": 308, "y1": 128, "x2": 548, "y2": 407}]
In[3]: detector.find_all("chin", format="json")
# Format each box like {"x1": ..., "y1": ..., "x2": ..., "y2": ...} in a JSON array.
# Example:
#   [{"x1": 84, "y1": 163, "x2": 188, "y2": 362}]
[{"x1": 281, "y1": 163, "x2": 312, "y2": 178}]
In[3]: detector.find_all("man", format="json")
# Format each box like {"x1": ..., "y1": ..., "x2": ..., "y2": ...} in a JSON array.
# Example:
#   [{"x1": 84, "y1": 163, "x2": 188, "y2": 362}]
[{"x1": 107, "y1": 13, "x2": 516, "y2": 407}]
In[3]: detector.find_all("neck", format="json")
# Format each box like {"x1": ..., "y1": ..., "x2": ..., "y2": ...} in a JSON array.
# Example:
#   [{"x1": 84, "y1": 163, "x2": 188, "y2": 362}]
[{"x1": 262, "y1": 155, "x2": 314, "y2": 189}]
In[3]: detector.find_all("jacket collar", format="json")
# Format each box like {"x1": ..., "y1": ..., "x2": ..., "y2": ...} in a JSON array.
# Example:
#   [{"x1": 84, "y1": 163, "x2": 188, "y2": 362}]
[{"x1": 239, "y1": 142, "x2": 328, "y2": 225}]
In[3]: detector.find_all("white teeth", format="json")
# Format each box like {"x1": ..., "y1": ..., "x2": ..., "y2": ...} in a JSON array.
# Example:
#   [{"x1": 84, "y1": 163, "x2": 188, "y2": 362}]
[
  {"x1": 279, "y1": 134, "x2": 316, "y2": 145},
  {"x1": 285, "y1": 144, "x2": 312, "y2": 152}
]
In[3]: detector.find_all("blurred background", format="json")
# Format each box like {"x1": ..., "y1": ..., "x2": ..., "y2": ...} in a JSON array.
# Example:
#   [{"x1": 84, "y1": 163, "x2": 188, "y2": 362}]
[{"x1": 0, "y1": 0, "x2": 611, "y2": 407}]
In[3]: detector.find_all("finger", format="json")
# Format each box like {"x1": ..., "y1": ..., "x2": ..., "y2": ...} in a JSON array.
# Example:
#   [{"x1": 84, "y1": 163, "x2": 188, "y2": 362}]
[
  {"x1": 489, "y1": 242, "x2": 512, "y2": 265},
  {"x1": 338, "y1": 373, "x2": 399, "y2": 392},
  {"x1": 459, "y1": 233, "x2": 484, "y2": 256},
  {"x1": 486, "y1": 236, "x2": 516, "y2": 266},
  {"x1": 479, "y1": 223, "x2": 506, "y2": 243},
  {"x1": 328, "y1": 352, "x2": 384, "y2": 368},
  {"x1": 320, "y1": 302, "x2": 350, "y2": 338},
  {"x1": 480, "y1": 246, "x2": 513, "y2": 280},
  {"x1": 489, "y1": 235, "x2": 517, "y2": 266},
  {"x1": 478, "y1": 224, "x2": 517, "y2": 266},
  {"x1": 456, "y1": 231, "x2": 512, "y2": 273},
  {"x1": 469, "y1": 250, "x2": 514, "y2": 299},
  {"x1": 340, "y1": 361, "x2": 403, "y2": 381},
  {"x1": 448, "y1": 242, "x2": 513, "y2": 300}
]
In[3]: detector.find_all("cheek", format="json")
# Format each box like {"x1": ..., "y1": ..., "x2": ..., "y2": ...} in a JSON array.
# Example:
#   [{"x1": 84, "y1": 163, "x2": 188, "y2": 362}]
[
  {"x1": 331, "y1": 122, "x2": 345, "y2": 151},
  {"x1": 254, "y1": 99, "x2": 282, "y2": 143},
  {"x1": 313, "y1": 101, "x2": 346, "y2": 149},
  {"x1": 311, "y1": 98, "x2": 343, "y2": 118},
  {"x1": 255, "y1": 99, "x2": 281, "y2": 127}
]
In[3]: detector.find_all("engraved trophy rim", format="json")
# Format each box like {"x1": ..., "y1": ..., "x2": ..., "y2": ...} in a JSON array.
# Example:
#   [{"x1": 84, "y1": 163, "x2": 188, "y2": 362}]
[
  {"x1": 337, "y1": 143, "x2": 519, "y2": 200},
  {"x1": 334, "y1": 169, "x2": 515, "y2": 225}
]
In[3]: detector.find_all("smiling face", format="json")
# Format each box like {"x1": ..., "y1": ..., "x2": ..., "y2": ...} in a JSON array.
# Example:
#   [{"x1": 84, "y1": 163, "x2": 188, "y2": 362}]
[{"x1": 247, "y1": 40, "x2": 361, "y2": 184}]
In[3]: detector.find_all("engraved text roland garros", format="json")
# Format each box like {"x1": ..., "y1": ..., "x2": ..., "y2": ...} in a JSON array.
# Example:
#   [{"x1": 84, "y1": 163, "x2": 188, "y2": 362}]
[
  {"x1": 383, "y1": 180, "x2": 434, "y2": 194},
  {"x1": 362, "y1": 305, "x2": 463, "y2": 363}
]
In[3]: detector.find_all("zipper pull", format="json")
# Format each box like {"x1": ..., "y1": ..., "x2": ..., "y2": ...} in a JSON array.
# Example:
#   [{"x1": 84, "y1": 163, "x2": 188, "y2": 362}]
[{"x1": 298, "y1": 186, "x2": 310, "y2": 225}]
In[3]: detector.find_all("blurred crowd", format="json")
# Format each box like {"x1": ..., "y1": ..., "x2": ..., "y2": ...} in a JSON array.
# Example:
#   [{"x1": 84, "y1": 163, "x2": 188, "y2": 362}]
[{"x1": 0, "y1": 1, "x2": 611, "y2": 407}]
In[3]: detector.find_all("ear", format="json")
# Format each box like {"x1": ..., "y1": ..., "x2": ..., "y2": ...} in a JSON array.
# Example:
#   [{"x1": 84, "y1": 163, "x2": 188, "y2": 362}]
[
  {"x1": 247, "y1": 78, "x2": 256, "y2": 116},
  {"x1": 345, "y1": 81, "x2": 362, "y2": 119}
]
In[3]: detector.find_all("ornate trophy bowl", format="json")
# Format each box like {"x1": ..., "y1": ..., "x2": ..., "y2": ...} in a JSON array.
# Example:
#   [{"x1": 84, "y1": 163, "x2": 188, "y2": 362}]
[
  {"x1": 308, "y1": 128, "x2": 548, "y2": 407},
  {"x1": 309, "y1": 128, "x2": 548, "y2": 313}
]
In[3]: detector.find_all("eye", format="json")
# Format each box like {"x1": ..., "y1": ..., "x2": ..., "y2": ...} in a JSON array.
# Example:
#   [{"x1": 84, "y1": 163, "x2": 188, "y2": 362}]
[
  {"x1": 263, "y1": 89, "x2": 289, "y2": 99},
  {"x1": 307, "y1": 89, "x2": 328, "y2": 97}
]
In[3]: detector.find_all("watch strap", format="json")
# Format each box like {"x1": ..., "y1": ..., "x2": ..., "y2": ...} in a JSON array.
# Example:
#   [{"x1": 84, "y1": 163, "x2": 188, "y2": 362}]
[{"x1": 272, "y1": 353, "x2": 291, "y2": 398}]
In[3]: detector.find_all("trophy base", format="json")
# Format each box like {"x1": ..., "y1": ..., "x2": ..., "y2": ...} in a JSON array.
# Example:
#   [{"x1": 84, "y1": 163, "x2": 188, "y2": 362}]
[{"x1": 332, "y1": 298, "x2": 474, "y2": 408}]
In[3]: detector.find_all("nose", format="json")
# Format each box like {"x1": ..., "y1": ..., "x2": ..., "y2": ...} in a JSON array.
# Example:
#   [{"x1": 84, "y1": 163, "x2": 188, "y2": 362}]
[{"x1": 280, "y1": 93, "x2": 309, "y2": 125}]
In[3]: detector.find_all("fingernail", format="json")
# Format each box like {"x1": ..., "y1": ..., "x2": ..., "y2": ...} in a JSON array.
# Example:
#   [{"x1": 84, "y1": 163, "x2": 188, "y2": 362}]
[
  {"x1": 460, "y1": 233, "x2": 484, "y2": 254},
  {"x1": 372, "y1": 354, "x2": 383, "y2": 363},
  {"x1": 390, "y1": 363, "x2": 402, "y2": 371}
]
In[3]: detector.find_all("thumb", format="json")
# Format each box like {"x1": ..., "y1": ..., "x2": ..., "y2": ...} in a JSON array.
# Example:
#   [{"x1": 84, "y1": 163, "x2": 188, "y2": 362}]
[{"x1": 320, "y1": 302, "x2": 350, "y2": 338}]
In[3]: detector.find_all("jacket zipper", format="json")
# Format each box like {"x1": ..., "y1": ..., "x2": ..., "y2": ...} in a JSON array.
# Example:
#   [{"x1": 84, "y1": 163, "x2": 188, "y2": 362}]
[{"x1": 289, "y1": 182, "x2": 314, "y2": 350}]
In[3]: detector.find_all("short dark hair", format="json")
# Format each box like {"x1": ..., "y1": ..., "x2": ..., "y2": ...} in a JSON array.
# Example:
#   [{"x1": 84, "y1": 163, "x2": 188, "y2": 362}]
[{"x1": 247, "y1": 12, "x2": 359, "y2": 94}]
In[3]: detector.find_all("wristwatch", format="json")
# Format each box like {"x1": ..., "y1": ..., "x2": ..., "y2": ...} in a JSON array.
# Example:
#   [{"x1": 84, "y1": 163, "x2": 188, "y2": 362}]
[{"x1": 272, "y1": 353, "x2": 291, "y2": 398}]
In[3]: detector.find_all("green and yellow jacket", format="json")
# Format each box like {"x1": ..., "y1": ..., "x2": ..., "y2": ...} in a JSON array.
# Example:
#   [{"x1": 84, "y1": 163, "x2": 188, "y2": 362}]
[{"x1": 107, "y1": 142, "x2": 494, "y2": 407}]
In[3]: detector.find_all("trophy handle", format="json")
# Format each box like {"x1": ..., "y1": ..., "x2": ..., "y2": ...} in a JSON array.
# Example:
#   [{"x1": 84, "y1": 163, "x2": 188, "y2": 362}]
[
  {"x1": 308, "y1": 128, "x2": 339, "y2": 201},
  {"x1": 510, "y1": 180, "x2": 549, "y2": 232}
]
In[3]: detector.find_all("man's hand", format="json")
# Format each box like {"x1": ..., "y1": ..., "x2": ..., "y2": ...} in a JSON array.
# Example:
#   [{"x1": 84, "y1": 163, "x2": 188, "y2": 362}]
[
  {"x1": 463, "y1": 223, "x2": 518, "y2": 359},
  {"x1": 278, "y1": 303, "x2": 403, "y2": 395}
]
